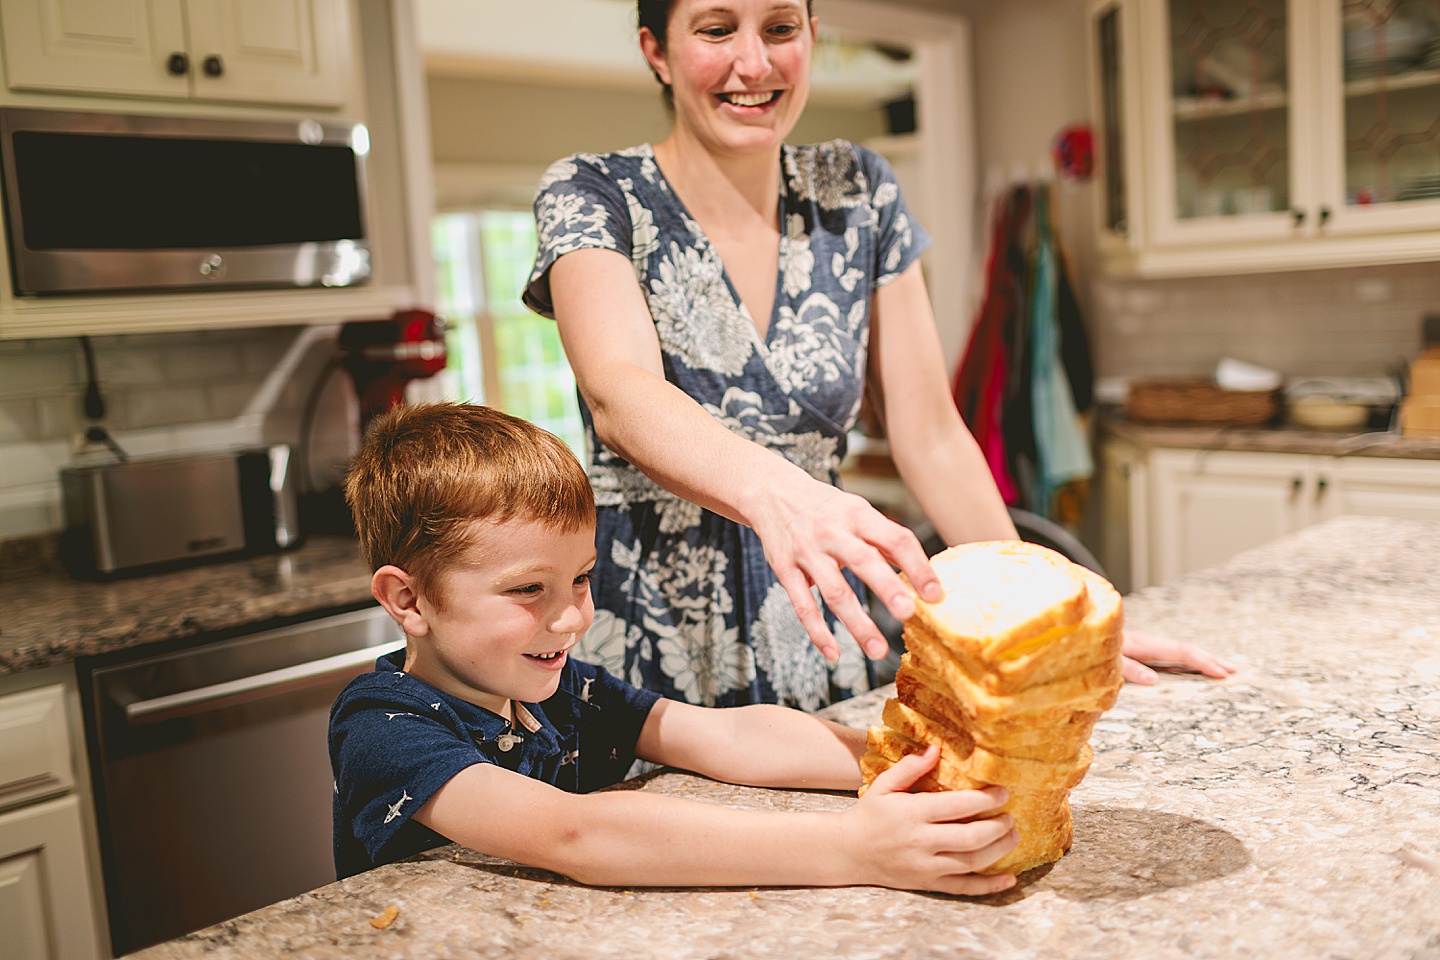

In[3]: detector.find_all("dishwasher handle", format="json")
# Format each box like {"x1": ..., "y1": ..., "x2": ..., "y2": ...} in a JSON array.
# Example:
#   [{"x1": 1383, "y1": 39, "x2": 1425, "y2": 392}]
[{"x1": 123, "y1": 640, "x2": 405, "y2": 725}]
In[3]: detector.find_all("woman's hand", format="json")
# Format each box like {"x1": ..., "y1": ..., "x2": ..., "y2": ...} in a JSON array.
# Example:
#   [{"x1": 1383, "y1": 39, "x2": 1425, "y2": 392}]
[
  {"x1": 748, "y1": 474, "x2": 942, "y2": 663},
  {"x1": 843, "y1": 746, "x2": 1017, "y2": 895},
  {"x1": 1120, "y1": 628, "x2": 1236, "y2": 684}
]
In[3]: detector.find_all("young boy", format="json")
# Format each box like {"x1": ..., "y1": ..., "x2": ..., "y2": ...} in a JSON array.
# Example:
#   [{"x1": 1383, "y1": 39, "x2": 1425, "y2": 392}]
[{"x1": 330, "y1": 402, "x2": 1018, "y2": 895}]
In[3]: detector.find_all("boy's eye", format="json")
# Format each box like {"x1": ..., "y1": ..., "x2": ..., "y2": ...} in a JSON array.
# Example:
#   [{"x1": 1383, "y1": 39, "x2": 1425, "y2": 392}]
[
  {"x1": 510, "y1": 583, "x2": 543, "y2": 596},
  {"x1": 574, "y1": 572, "x2": 592, "y2": 587}
]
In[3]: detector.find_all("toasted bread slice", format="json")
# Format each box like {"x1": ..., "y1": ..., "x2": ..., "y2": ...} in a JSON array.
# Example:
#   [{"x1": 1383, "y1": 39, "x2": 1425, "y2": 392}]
[
  {"x1": 911, "y1": 541, "x2": 1091, "y2": 663},
  {"x1": 893, "y1": 669, "x2": 1103, "y2": 762},
  {"x1": 865, "y1": 722, "x2": 1094, "y2": 792},
  {"x1": 901, "y1": 649, "x2": 1123, "y2": 724},
  {"x1": 903, "y1": 565, "x2": 1124, "y2": 696}
]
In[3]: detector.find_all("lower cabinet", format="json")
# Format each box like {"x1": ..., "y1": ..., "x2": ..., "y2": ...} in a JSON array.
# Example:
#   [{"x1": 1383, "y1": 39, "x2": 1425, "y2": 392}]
[
  {"x1": 1109, "y1": 445, "x2": 1440, "y2": 590},
  {"x1": 0, "y1": 796, "x2": 102, "y2": 960},
  {"x1": 0, "y1": 681, "x2": 104, "y2": 959}
]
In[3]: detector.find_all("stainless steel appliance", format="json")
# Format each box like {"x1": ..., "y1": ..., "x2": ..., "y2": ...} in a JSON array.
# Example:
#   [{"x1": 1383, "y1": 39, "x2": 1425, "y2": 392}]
[
  {"x1": 0, "y1": 107, "x2": 370, "y2": 295},
  {"x1": 60, "y1": 445, "x2": 301, "y2": 577},
  {"x1": 79, "y1": 606, "x2": 404, "y2": 955}
]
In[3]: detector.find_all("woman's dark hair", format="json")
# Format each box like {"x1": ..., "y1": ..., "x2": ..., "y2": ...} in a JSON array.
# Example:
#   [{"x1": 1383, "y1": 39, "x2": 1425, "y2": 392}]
[{"x1": 638, "y1": 0, "x2": 814, "y2": 108}]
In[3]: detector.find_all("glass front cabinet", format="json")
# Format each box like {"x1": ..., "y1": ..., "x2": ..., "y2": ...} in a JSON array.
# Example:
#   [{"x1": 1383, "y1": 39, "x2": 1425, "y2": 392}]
[{"x1": 1088, "y1": 0, "x2": 1440, "y2": 275}]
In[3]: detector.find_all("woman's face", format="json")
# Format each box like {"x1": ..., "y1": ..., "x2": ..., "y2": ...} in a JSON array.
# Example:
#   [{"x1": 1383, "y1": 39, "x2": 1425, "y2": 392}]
[{"x1": 641, "y1": 0, "x2": 817, "y2": 158}]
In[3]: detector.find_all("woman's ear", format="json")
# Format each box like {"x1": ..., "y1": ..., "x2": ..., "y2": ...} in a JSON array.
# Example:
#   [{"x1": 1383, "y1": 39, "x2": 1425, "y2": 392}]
[
  {"x1": 371, "y1": 565, "x2": 430, "y2": 638},
  {"x1": 638, "y1": 27, "x2": 672, "y2": 85}
]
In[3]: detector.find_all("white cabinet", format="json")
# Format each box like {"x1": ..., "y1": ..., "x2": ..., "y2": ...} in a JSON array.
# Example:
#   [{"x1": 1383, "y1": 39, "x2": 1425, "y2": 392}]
[
  {"x1": 1088, "y1": 0, "x2": 1440, "y2": 276},
  {"x1": 1111, "y1": 443, "x2": 1440, "y2": 588},
  {"x1": 0, "y1": 683, "x2": 103, "y2": 959},
  {"x1": 0, "y1": 0, "x2": 352, "y2": 108},
  {"x1": 0, "y1": 796, "x2": 102, "y2": 960}
]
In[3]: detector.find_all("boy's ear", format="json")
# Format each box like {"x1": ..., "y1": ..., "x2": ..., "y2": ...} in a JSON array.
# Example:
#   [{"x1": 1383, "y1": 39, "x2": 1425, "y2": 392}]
[{"x1": 371, "y1": 565, "x2": 430, "y2": 638}]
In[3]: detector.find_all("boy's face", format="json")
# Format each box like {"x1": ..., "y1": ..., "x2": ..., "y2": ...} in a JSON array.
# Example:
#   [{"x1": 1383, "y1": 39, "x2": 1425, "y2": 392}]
[{"x1": 406, "y1": 516, "x2": 597, "y2": 716}]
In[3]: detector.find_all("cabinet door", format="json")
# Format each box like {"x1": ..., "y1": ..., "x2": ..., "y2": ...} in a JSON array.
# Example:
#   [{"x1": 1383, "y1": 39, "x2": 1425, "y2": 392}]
[
  {"x1": 1137, "y1": 0, "x2": 1317, "y2": 247},
  {"x1": 0, "y1": 796, "x2": 103, "y2": 960},
  {"x1": 1319, "y1": 457, "x2": 1440, "y2": 522},
  {"x1": 183, "y1": 0, "x2": 350, "y2": 107},
  {"x1": 1313, "y1": 0, "x2": 1440, "y2": 238},
  {"x1": 1149, "y1": 449, "x2": 1315, "y2": 584},
  {"x1": 0, "y1": 0, "x2": 189, "y2": 99}
]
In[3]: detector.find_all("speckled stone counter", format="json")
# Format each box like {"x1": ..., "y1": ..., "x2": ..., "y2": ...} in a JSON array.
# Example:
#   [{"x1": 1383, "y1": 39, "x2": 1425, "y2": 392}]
[
  {"x1": 1104, "y1": 414, "x2": 1440, "y2": 459},
  {"x1": 131, "y1": 516, "x2": 1440, "y2": 960},
  {"x1": 0, "y1": 536, "x2": 374, "y2": 675}
]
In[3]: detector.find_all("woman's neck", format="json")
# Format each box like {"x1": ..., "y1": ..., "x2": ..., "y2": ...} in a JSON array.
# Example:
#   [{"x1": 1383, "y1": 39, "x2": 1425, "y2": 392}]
[{"x1": 652, "y1": 131, "x2": 782, "y2": 229}]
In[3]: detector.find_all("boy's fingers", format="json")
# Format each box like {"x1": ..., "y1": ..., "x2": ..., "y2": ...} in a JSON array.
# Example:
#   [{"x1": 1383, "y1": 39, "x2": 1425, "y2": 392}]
[
  {"x1": 869, "y1": 745, "x2": 941, "y2": 794},
  {"x1": 912, "y1": 785, "x2": 1008, "y2": 822}
]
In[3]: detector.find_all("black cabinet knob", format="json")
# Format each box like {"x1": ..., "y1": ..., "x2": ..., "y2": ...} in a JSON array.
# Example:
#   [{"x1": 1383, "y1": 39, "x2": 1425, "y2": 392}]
[
  {"x1": 203, "y1": 55, "x2": 224, "y2": 77},
  {"x1": 1292, "y1": 208, "x2": 1306, "y2": 227},
  {"x1": 166, "y1": 52, "x2": 190, "y2": 76}
]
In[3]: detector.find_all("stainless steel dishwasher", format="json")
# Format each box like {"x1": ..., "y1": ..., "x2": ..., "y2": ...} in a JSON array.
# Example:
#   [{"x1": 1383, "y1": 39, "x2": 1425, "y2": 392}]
[{"x1": 80, "y1": 605, "x2": 404, "y2": 955}]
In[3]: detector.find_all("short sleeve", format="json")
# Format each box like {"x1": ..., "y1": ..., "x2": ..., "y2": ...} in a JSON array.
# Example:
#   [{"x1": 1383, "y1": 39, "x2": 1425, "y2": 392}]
[
  {"x1": 855, "y1": 145, "x2": 932, "y2": 286},
  {"x1": 330, "y1": 689, "x2": 487, "y2": 870},
  {"x1": 523, "y1": 155, "x2": 633, "y2": 318},
  {"x1": 561, "y1": 658, "x2": 661, "y2": 792}
]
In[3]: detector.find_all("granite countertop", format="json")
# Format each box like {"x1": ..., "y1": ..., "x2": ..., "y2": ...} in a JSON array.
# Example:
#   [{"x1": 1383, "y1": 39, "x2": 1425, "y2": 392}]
[
  {"x1": 1103, "y1": 413, "x2": 1440, "y2": 459},
  {"x1": 0, "y1": 536, "x2": 375, "y2": 675},
  {"x1": 131, "y1": 515, "x2": 1440, "y2": 960}
]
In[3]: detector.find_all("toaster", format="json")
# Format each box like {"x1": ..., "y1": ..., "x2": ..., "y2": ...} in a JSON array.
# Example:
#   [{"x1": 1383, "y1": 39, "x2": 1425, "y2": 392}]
[{"x1": 60, "y1": 445, "x2": 302, "y2": 577}]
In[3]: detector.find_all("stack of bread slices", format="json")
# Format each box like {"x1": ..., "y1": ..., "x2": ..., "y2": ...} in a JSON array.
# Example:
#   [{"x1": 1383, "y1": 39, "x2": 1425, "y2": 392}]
[{"x1": 859, "y1": 540, "x2": 1125, "y2": 875}]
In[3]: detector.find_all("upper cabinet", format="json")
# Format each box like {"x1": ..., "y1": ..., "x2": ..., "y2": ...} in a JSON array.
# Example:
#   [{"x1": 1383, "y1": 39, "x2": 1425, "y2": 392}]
[
  {"x1": 1089, "y1": 0, "x2": 1440, "y2": 276},
  {"x1": 0, "y1": 0, "x2": 352, "y2": 108}
]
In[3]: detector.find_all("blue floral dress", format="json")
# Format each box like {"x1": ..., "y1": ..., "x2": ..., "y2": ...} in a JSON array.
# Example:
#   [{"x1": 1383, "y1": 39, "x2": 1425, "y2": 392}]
[{"x1": 524, "y1": 140, "x2": 930, "y2": 710}]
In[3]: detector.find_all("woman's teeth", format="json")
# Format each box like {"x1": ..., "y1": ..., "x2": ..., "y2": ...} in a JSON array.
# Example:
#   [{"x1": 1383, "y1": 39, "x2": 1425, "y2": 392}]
[{"x1": 721, "y1": 91, "x2": 778, "y2": 107}]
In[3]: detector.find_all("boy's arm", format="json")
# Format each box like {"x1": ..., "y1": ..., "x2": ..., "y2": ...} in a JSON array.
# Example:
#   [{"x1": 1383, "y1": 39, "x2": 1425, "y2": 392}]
[
  {"x1": 411, "y1": 747, "x2": 1017, "y2": 894},
  {"x1": 635, "y1": 699, "x2": 867, "y2": 791}
]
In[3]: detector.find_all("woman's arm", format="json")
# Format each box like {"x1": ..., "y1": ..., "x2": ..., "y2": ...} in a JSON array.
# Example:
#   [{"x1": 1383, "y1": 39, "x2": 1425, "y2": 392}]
[
  {"x1": 867, "y1": 263, "x2": 1017, "y2": 545},
  {"x1": 550, "y1": 247, "x2": 941, "y2": 661},
  {"x1": 413, "y1": 747, "x2": 1017, "y2": 894},
  {"x1": 872, "y1": 265, "x2": 1236, "y2": 682}
]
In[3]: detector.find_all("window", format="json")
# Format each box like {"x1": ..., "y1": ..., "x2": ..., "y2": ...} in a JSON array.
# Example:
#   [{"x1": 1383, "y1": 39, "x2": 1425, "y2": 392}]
[{"x1": 431, "y1": 209, "x2": 585, "y2": 453}]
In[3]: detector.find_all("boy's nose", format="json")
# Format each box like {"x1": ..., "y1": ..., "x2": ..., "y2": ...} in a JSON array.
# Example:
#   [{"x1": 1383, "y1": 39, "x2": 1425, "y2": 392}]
[{"x1": 551, "y1": 596, "x2": 590, "y2": 635}]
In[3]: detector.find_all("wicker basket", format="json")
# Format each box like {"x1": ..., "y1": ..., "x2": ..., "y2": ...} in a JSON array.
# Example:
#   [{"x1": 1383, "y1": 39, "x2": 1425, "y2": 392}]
[{"x1": 1125, "y1": 379, "x2": 1280, "y2": 425}]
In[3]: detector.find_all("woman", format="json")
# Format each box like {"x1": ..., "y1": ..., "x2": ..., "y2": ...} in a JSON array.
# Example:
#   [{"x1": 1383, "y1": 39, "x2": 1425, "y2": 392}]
[{"x1": 524, "y1": 0, "x2": 1230, "y2": 709}]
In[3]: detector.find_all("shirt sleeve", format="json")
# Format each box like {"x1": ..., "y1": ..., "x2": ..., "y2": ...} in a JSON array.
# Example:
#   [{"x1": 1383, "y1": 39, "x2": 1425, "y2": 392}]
[
  {"x1": 330, "y1": 688, "x2": 490, "y2": 867},
  {"x1": 855, "y1": 144, "x2": 933, "y2": 287},
  {"x1": 523, "y1": 154, "x2": 633, "y2": 319},
  {"x1": 565, "y1": 659, "x2": 661, "y2": 792}
]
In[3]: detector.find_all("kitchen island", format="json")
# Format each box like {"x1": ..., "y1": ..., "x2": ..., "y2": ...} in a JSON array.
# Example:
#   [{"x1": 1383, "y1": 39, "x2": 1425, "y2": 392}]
[{"x1": 131, "y1": 515, "x2": 1440, "y2": 960}]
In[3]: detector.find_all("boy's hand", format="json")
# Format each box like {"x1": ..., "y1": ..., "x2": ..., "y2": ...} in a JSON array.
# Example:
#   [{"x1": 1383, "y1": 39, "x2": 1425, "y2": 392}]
[{"x1": 844, "y1": 745, "x2": 1018, "y2": 895}]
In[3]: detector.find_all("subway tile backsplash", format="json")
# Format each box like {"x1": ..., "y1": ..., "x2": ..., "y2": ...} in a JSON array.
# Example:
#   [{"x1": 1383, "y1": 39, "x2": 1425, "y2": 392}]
[
  {"x1": 0, "y1": 326, "x2": 356, "y2": 540},
  {"x1": 1090, "y1": 261, "x2": 1440, "y2": 381}
]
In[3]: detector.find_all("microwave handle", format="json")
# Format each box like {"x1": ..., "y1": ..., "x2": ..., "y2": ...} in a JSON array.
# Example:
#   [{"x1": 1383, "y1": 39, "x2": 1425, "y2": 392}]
[{"x1": 122, "y1": 641, "x2": 405, "y2": 725}]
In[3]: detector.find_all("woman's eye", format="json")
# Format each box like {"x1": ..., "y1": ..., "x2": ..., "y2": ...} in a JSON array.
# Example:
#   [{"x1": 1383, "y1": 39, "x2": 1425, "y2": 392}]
[
  {"x1": 769, "y1": 23, "x2": 798, "y2": 38},
  {"x1": 699, "y1": 25, "x2": 731, "y2": 38}
]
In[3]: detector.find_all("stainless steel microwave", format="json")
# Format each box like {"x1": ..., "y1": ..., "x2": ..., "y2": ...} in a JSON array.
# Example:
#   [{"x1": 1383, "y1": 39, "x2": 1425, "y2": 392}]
[{"x1": 0, "y1": 108, "x2": 371, "y2": 295}]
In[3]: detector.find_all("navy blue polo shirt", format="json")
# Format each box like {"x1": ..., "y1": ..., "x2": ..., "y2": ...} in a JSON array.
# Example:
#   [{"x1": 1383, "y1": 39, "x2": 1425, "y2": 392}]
[{"x1": 329, "y1": 649, "x2": 661, "y2": 879}]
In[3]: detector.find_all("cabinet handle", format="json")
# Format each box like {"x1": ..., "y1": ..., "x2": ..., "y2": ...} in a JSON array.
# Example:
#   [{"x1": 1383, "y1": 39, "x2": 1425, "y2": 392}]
[
  {"x1": 1292, "y1": 208, "x2": 1306, "y2": 227},
  {"x1": 203, "y1": 55, "x2": 224, "y2": 78},
  {"x1": 1291, "y1": 476, "x2": 1304, "y2": 494},
  {"x1": 1319, "y1": 206, "x2": 1331, "y2": 226},
  {"x1": 166, "y1": 52, "x2": 190, "y2": 76},
  {"x1": 1317, "y1": 476, "x2": 1328, "y2": 495}
]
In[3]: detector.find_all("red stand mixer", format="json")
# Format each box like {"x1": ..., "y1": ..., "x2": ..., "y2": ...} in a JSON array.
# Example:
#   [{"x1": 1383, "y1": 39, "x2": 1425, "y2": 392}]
[{"x1": 338, "y1": 309, "x2": 448, "y2": 433}]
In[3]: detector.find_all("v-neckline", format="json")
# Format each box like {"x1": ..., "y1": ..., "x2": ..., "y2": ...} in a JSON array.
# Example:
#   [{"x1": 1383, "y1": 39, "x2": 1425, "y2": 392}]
[{"x1": 646, "y1": 144, "x2": 788, "y2": 345}]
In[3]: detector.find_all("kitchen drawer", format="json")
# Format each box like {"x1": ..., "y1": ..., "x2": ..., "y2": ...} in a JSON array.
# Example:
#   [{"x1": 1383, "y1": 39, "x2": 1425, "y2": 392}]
[{"x1": 0, "y1": 685, "x2": 73, "y2": 812}]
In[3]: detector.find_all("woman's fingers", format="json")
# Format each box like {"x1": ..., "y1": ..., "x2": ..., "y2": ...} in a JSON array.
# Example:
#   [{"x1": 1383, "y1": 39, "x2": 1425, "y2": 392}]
[{"x1": 774, "y1": 566, "x2": 840, "y2": 662}]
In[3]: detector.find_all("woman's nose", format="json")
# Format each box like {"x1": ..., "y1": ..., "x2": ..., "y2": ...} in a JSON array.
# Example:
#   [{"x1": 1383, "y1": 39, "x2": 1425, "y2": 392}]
[{"x1": 731, "y1": 28, "x2": 771, "y2": 80}]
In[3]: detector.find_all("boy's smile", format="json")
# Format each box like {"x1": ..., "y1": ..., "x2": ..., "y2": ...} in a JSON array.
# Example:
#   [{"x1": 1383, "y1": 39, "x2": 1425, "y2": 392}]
[{"x1": 397, "y1": 516, "x2": 598, "y2": 718}]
